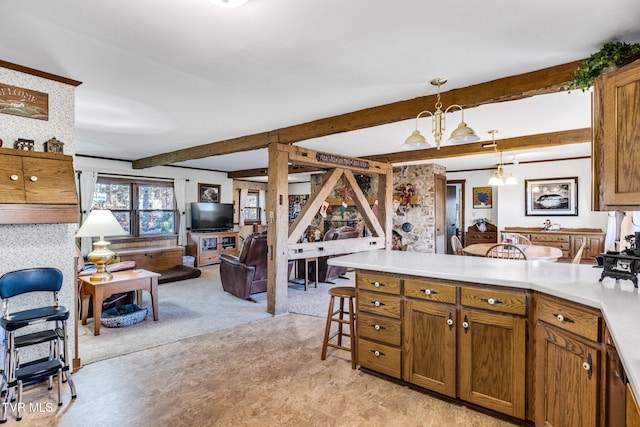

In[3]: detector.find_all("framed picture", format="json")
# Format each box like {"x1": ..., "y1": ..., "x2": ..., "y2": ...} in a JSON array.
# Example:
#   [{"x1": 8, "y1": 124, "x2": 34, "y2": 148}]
[
  {"x1": 472, "y1": 186, "x2": 492, "y2": 209},
  {"x1": 198, "y1": 183, "x2": 221, "y2": 203},
  {"x1": 525, "y1": 177, "x2": 578, "y2": 216}
]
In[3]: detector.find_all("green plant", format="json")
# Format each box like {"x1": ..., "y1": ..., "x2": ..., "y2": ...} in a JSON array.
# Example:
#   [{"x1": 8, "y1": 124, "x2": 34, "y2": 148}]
[{"x1": 567, "y1": 41, "x2": 640, "y2": 92}]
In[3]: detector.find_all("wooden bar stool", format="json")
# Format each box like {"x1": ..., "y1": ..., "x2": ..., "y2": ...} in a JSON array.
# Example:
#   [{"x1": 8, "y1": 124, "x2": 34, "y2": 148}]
[{"x1": 321, "y1": 286, "x2": 356, "y2": 369}]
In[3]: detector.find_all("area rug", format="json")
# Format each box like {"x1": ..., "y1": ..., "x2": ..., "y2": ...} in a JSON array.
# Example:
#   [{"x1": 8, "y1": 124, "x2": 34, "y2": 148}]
[{"x1": 77, "y1": 266, "x2": 354, "y2": 365}]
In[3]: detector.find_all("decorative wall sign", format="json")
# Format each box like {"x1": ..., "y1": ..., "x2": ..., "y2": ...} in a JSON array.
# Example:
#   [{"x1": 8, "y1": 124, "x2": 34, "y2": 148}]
[
  {"x1": 0, "y1": 83, "x2": 49, "y2": 120},
  {"x1": 473, "y1": 186, "x2": 493, "y2": 209},
  {"x1": 14, "y1": 138, "x2": 35, "y2": 151},
  {"x1": 44, "y1": 137, "x2": 64, "y2": 153},
  {"x1": 525, "y1": 177, "x2": 578, "y2": 216},
  {"x1": 198, "y1": 183, "x2": 221, "y2": 203},
  {"x1": 315, "y1": 152, "x2": 370, "y2": 169}
]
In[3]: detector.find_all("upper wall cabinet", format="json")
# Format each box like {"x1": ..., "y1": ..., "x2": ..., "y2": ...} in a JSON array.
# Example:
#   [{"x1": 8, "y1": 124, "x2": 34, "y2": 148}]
[
  {"x1": 592, "y1": 59, "x2": 640, "y2": 210},
  {"x1": 0, "y1": 147, "x2": 79, "y2": 224}
]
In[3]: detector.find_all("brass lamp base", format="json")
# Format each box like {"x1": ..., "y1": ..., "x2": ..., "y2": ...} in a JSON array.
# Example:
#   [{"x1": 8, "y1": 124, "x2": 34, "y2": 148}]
[{"x1": 87, "y1": 239, "x2": 115, "y2": 282}]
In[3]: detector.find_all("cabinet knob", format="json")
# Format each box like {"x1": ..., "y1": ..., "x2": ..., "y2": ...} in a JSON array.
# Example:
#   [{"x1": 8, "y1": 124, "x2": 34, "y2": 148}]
[
  {"x1": 481, "y1": 297, "x2": 503, "y2": 305},
  {"x1": 30, "y1": 176, "x2": 38, "y2": 182},
  {"x1": 553, "y1": 313, "x2": 575, "y2": 323},
  {"x1": 422, "y1": 289, "x2": 438, "y2": 295},
  {"x1": 372, "y1": 281, "x2": 385, "y2": 288},
  {"x1": 10, "y1": 175, "x2": 19, "y2": 181},
  {"x1": 446, "y1": 318, "x2": 453, "y2": 326},
  {"x1": 371, "y1": 349, "x2": 385, "y2": 357},
  {"x1": 582, "y1": 361, "x2": 591, "y2": 371},
  {"x1": 373, "y1": 301, "x2": 385, "y2": 307}
]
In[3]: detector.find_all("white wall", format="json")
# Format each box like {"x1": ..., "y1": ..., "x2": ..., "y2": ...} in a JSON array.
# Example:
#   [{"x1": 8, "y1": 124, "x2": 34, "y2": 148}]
[
  {"x1": 447, "y1": 158, "x2": 609, "y2": 232},
  {"x1": 289, "y1": 182, "x2": 310, "y2": 195}
]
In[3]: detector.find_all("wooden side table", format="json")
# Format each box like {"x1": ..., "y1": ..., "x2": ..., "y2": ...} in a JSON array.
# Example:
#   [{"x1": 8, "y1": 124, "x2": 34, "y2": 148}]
[{"x1": 79, "y1": 269, "x2": 160, "y2": 335}]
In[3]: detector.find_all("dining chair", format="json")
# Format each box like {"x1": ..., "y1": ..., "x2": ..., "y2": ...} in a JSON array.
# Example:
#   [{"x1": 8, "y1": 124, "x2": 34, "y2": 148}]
[
  {"x1": 572, "y1": 241, "x2": 586, "y2": 264},
  {"x1": 485, "y1": 243, "x2": 528, "y2": 260},
  {"x1": 501, "y1": 232, "x2": 532, "y2": 246},
  {"x1": 451, "y1": 235, "x2": 464, "y2": 255}
]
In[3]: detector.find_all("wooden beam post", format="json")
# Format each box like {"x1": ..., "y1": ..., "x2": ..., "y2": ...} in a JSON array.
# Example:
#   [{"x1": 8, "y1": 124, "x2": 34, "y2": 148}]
[
  {"x1": 378, "y1": 168, "x2": 394, "y2": 250},
  {"x1": 266, "y1": 142, "x2": 290, "y2": 315}
]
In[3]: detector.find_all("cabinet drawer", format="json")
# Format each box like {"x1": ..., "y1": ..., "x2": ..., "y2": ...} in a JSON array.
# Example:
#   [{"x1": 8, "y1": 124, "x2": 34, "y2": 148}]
[
  {"x1": 357, "y1": 312, "x2": 401, "y2": 346},
  {"x1": 467, "y1": 232, "x2": 496, "y2": 242},
  {"x1": 357, "y1": 338, "x2": 401, "y2": 379},
  {"x1": 357, "y1": 290, "x2": 401, "y2": 319},
  {"x1": 460, "y1": 287, "x2": 527, "y2": 316},
  {"x1": 536, "y1": 295, "x2": 602, "y2": 342},
  {"x1": 357, "y1": 272, "x2": 401, "y2": 295},
  {"x1": 404, "y1": 279, "x2": 456, "y2": 304},
  {"x1": 530, "y1": 233, "x2": 570, "y2": 244}
]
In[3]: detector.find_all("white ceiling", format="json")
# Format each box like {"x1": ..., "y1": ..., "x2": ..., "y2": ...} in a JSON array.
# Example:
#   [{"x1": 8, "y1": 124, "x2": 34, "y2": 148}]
[{"x1": 2, "y1": 0, "x2": 640, "y2": 180}]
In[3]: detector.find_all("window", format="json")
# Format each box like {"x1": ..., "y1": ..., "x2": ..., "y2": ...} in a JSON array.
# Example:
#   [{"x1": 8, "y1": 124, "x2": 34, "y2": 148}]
[
  {"x1": 243, "y1": 190, "x2": 261, "y2": 224},
  {"x1": 92, "y1": 178, "x2": 175, "y2": 237}
]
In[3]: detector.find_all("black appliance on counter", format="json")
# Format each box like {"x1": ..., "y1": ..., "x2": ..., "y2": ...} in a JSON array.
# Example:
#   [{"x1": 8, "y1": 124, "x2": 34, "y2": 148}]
[{"x1": 599, "y1": 232, "x2": 640, "y2": 287}]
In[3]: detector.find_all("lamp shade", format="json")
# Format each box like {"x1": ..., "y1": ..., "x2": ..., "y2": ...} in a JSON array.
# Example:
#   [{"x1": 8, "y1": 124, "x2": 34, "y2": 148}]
[
  {"x1": 75, "y1": 210, "x2": 127, "y2": 238},
  {"x1": 403, "y1": 130, "x2": 428, "y2": 148},
  {"x1": 448, "y1": 122, "x2": 480, "y2": 144}
]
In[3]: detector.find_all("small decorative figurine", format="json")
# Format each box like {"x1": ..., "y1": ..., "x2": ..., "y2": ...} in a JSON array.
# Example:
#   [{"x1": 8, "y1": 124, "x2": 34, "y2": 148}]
[{"x1": 44, "y1": 137, "x2": 64, "y2": 153}]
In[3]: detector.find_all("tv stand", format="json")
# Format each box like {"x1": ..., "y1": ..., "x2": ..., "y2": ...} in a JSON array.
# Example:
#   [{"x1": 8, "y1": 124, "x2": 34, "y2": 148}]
[{"x1": 187, "y1": 230, "x2": 239, "y2": 267}]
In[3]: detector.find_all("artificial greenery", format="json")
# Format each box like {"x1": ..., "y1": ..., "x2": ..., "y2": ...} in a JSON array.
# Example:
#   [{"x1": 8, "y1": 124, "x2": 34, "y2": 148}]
[{"x1": 566, "y1": 41, "x2": 640, "y2": 92}]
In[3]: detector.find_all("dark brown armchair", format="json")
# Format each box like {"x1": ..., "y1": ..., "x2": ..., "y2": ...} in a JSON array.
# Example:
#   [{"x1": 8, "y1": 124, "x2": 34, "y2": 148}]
[
  {"x1": 297, "y1": 226, "x2": 360, "y2": 284},
  {"x1": 220, "y1": 231, "x2": 269, "y2": 301}
]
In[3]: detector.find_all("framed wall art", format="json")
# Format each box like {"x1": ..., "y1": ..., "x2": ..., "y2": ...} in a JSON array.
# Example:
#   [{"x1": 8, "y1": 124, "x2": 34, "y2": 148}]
[
  {"x1": 472, "y1": 187, "x2": 492, "y2": 209},
  {"x1": 198, "y1": 183, "x2": 221, "y2": 203},
  {"x1": 525, "y1": 177, "x2": 578, "y2": 216}
]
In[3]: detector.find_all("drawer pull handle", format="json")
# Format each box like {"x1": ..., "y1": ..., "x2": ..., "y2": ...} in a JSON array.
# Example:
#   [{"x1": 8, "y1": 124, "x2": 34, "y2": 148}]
[
  {"x1": 481, "y1": 297, "x2": 503, "y2": 305},
  {"x1": 583, "y1": 353, "x2": 593, "y2": 379},
  {"x1": 30, "y1": 175, "x2": 38, "y2": 182},
  {"x1": 462, "y1": 315, "x2": 469, "y2": 333},
  {"x1": 421, "y1": 289, "x2": 438, "y2": 295},
  {"x1": 371, "y1": 350, "x2": 385, "y2": 357},
  {"x1": 371, "y1": 281, "x2": 385, "y2": 288},
  {"x1": 372, "y1": 324, "x2": 385, "y2": 331},
  {"x1": 373, "y1": 301, "x2": 385, "y2": 307},
  {"x1": 553, "y1": 313, "x2": 575, "y2": 324},
  {"x1": 10, "y1": 175, "x2": 19, "y2": 181}
]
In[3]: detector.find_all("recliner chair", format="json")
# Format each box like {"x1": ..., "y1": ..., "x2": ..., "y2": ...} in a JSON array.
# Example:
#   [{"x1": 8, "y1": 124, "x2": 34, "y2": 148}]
[
  {"x1": 300, "y1": 226, "x2": 360, "y2": 283},
  {"x1": 220, "y1": 231, "x2": 269, "y2": 301}
]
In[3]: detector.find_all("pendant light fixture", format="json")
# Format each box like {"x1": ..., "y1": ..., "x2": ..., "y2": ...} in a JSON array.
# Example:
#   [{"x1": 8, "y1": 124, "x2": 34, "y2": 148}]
[
  {"x1": 486, "y1": 130, "x2": 517, "y2": 186},
  {"x1": 403, "y1": 78, "x2": 480, "y2": 150}
]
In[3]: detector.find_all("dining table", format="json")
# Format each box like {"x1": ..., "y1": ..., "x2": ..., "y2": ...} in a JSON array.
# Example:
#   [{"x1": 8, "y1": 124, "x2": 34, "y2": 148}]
[{"x1": 461, "y1": 243, "x2": 563, "y2": 261}]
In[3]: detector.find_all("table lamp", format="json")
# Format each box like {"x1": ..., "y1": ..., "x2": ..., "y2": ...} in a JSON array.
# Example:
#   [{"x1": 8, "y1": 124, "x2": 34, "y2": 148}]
[{"x1": 75, "y1": 209, "x2": 128, "y2": 282}]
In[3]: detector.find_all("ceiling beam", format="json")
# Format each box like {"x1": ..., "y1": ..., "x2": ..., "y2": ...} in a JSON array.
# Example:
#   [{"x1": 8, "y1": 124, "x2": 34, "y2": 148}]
[
  {"x1": 132, "y1": 60, "x2": 583, "y2": 169},
  {"x1": 364, "y1": 128, "x2": 592, "y2": 164},
  {"x1": 228, "y1": 164, "x2": 324, "y2": 179}
]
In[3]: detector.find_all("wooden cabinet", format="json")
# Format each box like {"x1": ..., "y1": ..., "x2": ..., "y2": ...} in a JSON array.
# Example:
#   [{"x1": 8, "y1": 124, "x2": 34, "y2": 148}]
[
  {"x1": 458, "y1": 287, "x2": 527, "y2": 418},
  {"x1": 403, "y1": 278, "x2": 527, "y2": 418},
  {"x1": 534, "y1": 295, "x2": 604, "y2": 427},
  {"x1": 356, "y1": 272, "x2": 402, "y2": 379},
  {"x1": 592, "y1": 59, "x2": 640, "y2": 210},
  {"x1": 504, "y1": 227, "x2": 605, "y2": 264},
  {"x1": 0, "y1": 148, "x2": 78, "y2": 224},
  {"x1": 605, "y1": 330, "x2": 626, "y2": 427},
  {"x1": 627, "y1": 383, "x2": 640, "y2": 427},
  {"x1": 117, "y1": 246, "x2": 184, "y2": 271},
  {"x1": 402, "y1": 279, "x2": 457, "y2": 396},
  {"x1": 466, "y1": 222, "x2": 497, "y2": 246},
  {"x1": 186, "y1": 231, "x2": 239, "y2": 267}
]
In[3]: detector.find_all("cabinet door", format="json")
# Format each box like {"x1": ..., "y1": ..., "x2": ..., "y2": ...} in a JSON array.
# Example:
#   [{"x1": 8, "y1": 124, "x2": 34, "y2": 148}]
[
  {"x1": 0, "y1": 154, "x2": 26, "y2": 203},
  {"x1": 535, "y1": 323, "x2": 601, "y2": 427},
  {"x1": 458, "y1": 308, "x2": 526, "y2": 418},
  {"x1": 403, "y1": 299, "x2": 456, "y2": 397},
  {"x1": 595, "y1": 62, "x2": 640, "y2": 209},
  {"x1": 22, "y1": 157, "x2": 78, "y2": 204}
]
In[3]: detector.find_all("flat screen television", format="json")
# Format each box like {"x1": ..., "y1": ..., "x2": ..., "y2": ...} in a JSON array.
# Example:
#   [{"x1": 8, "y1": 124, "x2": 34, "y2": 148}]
[{"x1": 190, "y1": 202, "x2": 234, "y2": 232}]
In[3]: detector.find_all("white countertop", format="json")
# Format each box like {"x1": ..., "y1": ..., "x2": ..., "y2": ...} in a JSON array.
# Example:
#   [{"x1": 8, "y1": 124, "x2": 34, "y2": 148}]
[{"x1": 329, "y1": 250, "x2": 640, "y2": 395}]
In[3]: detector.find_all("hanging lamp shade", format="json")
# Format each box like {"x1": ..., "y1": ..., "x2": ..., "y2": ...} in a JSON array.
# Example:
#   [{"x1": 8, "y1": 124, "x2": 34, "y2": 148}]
[
  {"x1": 402, "y1": 129, "x2": 428, "y2": 149},
  {"x1": 448, "y1": 121, "x2": 480, "y2": 144}
]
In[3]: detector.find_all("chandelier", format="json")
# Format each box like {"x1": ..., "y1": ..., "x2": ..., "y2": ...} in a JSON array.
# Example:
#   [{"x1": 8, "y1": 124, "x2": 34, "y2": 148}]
[
  {"x1": 486, "y1": 130, "x2": 517, "y2": 186},
  {"x1": 403, "y1": 78, "x2": 480, "y2": 150}
]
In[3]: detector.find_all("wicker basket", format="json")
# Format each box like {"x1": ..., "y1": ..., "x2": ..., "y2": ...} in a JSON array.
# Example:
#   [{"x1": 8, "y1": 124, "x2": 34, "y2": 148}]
[{"x1": 101, "y1": 304, "x2": 148, "y2": 328}]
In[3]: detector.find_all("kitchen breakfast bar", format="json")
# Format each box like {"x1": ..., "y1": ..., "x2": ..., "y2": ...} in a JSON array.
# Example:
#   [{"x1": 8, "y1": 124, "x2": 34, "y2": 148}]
[{"x1": 328, "y1": 250, "x2": 640, "y2": 426}]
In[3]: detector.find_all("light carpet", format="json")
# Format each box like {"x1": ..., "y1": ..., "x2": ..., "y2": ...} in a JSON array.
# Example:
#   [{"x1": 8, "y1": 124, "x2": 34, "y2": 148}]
[{"x1": 77, "y1": 265, "x2": 354, "y2": 365}]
